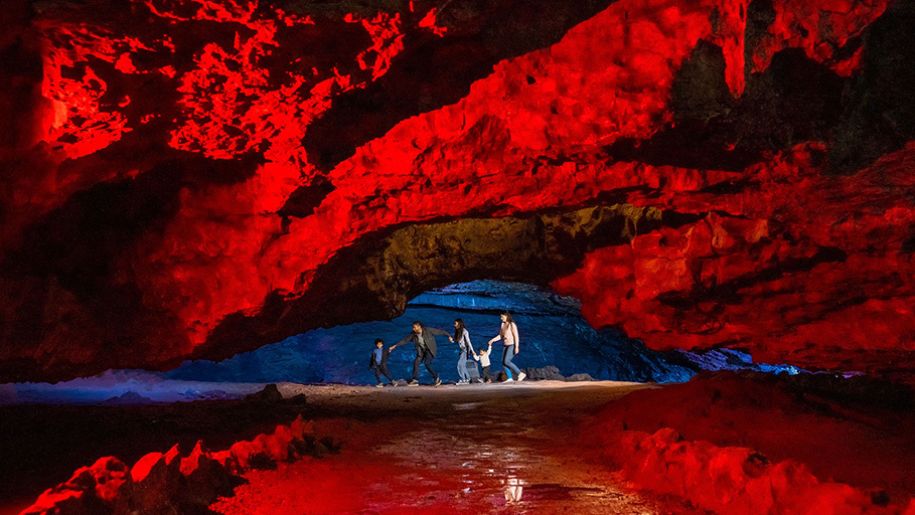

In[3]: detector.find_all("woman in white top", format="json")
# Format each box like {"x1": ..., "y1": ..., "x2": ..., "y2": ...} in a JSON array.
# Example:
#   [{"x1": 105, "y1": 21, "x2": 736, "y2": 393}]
[{"x1": 488, "y1": 311, "x2": 526, "y2": 382}]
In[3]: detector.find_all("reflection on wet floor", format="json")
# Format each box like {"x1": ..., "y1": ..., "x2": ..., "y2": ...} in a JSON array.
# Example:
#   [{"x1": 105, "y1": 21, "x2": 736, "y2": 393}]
[
  {"x1": 212, "y1": 383, "x2": 679, "y2": 514},
  {"x1": 504, "y1": 477, "x2": 524, "y2": 502},
  {"x1": 369, "y1": 400, "x2": 661, "y2": 514}
]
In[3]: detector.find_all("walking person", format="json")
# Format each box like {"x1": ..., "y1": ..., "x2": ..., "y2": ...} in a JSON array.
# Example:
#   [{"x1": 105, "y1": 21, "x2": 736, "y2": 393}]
[
  {"x1": 474, "y1": 341, "x2": 494, "y2": 383},
  {"x1": 389, "y1": 320, "x2": 448, "y2": 386},
  {"x1": 368, "y1": 338, "x2": 395, "y2": 387},
  {"x1": 449, "y1": 319, "x2": 477, "y2": 385},
  {"x1": 488, "y1": 311, "x2": 526, "y2": 382}
]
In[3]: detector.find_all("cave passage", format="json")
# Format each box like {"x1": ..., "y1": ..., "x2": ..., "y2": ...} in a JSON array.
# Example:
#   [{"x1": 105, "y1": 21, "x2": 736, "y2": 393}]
[
  {"x1": 2, "y1": 281, "x2": 804, "y2": 406},
  {"x1": 168, "y1": 280, "x2": 803, "y2": 386}
]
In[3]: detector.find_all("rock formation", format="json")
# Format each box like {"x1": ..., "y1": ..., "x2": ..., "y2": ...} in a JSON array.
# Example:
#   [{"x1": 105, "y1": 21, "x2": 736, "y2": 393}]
[
  {"x1": 1, "y1": 0, "x2": 913, "y2": 383},
  {"x1": 588, "y1": 372, "x2": 915, "y2": 512},
  {"x1": 21, "y1": 415, "x2": 328, "y2": 514}
]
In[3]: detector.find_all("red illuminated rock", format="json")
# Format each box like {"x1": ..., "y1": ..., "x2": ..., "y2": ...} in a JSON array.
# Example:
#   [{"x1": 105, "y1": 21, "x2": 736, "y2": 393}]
[
  {"x1": 20, "y1": 415, "x2": 324, "y2": 515},
  {"x1": 611, "y1": 428, "x2": 886, "y2": 513},
  {"x1": 552, "y1": 144, "x2": 915, "y2": 373},
  {"x1": 0, "y1": 0, "x2": 912, "y2": 381},
  {"x1": 588, "y1": 373, "x2": 915, "y2": 511},
  {"x1": 21, "y1": 456, "x2": 128, "y2": 514}
]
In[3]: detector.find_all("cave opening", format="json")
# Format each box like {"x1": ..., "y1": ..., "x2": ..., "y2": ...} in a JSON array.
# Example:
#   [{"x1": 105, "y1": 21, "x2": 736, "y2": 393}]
[
  {"x1": 167, "y1": 279, "x2": 804, "y2": 387},
  {"x1": 2, "y1": 280, "x2": 803, "y2": 405}
]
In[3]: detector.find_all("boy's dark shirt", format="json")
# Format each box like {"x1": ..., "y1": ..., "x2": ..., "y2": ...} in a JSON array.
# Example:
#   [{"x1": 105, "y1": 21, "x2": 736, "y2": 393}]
[{"x1": 369, "y1": 347, "x2": 390, "y2": 368}]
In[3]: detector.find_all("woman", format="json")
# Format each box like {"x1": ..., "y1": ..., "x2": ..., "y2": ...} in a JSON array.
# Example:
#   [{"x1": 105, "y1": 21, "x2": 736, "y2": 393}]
[
  {"x1": 450, "y1": 319, "x2": 477, "y2": 384},
  {"x1": 488, "y1": 311, "x2": 526, "y2": 382}
]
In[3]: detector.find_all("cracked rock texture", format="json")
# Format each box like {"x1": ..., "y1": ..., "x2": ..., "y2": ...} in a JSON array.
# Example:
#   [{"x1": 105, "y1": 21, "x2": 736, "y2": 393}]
[{"x1": 1, "y1": 0, "x2": 913, "y2": 381}]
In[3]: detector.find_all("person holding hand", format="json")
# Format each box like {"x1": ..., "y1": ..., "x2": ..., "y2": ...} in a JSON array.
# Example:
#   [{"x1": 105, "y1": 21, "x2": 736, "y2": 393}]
[
  {"x1": 488, "y1": 311, "x2": 525, "y2": 382},
  {"x1": 474, "y1": 341, "x2": 494, "y2": 383},
  {"x1": 389, "y1": 320, "x2": 448, "y2": 386}
]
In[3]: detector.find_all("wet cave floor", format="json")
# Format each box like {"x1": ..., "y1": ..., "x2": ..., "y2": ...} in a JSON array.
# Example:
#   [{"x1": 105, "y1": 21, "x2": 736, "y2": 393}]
[
  {"x1": 1, "y1": 381, "x2": 692, "y2": 514},
  {"x1": 211, "y1": 381, "x2": 684, "y2": 514},
  {"x1": 7, "y1": 376, "x2": 915, "y2": 513}
]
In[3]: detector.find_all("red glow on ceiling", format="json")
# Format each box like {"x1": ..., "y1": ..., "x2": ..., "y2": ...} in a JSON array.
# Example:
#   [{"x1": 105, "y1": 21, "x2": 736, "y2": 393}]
[
  {"x1": 2, "y1": 0, "x2": 896, "y2": 373},
  {"x1": 551, "y1": 143, "x2": 915, "y2": 368}
]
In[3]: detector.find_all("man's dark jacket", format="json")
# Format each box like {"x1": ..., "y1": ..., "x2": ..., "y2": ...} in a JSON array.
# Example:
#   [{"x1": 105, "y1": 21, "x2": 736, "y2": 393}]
[{"x1": 393, "y1": 327, "x2": 450, "y2": 357}]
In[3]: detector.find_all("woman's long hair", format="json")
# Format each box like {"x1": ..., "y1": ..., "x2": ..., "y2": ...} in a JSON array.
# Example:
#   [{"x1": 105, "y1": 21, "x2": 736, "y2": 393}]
[{"x1": 453, "y1": 318, "x2": 466, "y2": 343}]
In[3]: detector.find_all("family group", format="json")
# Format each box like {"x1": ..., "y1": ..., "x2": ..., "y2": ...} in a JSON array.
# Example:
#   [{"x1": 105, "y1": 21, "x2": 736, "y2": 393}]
[{"x1": 368, "y1": 312, "x2": 526, "y2": 386}]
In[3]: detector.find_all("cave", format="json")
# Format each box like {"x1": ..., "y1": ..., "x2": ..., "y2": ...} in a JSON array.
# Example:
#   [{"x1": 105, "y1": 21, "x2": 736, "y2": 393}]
[{"x1": 1, "y1": 0, "x2": 914, "y2": 513}]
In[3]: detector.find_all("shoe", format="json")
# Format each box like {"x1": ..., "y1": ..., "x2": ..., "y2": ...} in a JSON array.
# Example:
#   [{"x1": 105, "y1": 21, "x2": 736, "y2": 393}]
[
  {"x1": 375, "y1": 383, "x2": 384, "y2": 388},
  {"x1": 408, "y1": 380, "x2": 420, "y2": 386},
  {"x1": 389, "y1": 381, "x2": 397, "y2": 387},
  {"x1": 433, "y1": 378, "x2": 442, "y2": 387},
  {"x1": 517, "y1": 372, "x2": 527, "y2": 382},
  {"x1": 503, "y1": 378, "x2": 515, "y2": 383}
]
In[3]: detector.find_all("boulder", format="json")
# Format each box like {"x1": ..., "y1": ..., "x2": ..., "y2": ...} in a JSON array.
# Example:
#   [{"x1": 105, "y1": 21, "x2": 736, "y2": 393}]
[
  {"x1": 522, "y1": 366, "x2": 565, "y2": 381},
  {"x1": 244, "y1": 384, "x2": 284, "y2": 403}
]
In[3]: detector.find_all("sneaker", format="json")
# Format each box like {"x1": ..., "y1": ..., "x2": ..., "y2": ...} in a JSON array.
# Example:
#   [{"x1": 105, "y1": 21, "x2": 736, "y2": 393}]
[
  {"x1": 375, "y1": 383, "x2": 384, "y2": 388},
  {"x1": 389, "y1": 381, "x2": 398, "y2": 387},
  {"x1": 517, "y1": 372, "x2": 527, "y2": 382},
  {"x1": 503, "y1": 378, "x2": 515, "y2": 383},
  {"x1": 433, "y1": 378, "x2": 442, "y2": 387},
  {"x1": 408, "y1": 380, "x2": 420, "y2": 386}
]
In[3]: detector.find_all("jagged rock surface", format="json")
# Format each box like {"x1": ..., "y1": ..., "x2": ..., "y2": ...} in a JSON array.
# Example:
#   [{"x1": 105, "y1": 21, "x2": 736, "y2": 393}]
[
  {"x1": 1, "y1": 0, "x2": 913, "y2": 380},
  {"x1": 21, "y1": 416, "x2": 325, "y2": 515}
]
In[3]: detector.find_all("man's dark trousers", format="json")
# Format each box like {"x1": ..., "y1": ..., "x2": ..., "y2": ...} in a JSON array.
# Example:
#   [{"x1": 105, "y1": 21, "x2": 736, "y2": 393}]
[{"x1": 412, "y1": 347, "x2": 439, "y2": 382}]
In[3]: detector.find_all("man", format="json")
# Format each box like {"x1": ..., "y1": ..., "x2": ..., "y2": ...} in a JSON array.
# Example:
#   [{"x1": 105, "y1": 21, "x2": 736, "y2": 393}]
[{"x1": 389, "y1": 320, "x2": 449, "y2": 386}]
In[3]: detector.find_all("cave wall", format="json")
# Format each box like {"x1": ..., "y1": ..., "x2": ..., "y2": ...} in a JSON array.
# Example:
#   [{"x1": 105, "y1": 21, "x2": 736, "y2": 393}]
[{"x1": 1, "y1": 0, "x2": 913, "y2": 381}]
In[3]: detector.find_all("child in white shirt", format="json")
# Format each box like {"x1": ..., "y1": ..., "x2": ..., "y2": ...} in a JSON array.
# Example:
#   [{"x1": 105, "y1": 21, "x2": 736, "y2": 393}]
[{"x1": 474, "y1": 342, "x2": 494, "y2": 383}]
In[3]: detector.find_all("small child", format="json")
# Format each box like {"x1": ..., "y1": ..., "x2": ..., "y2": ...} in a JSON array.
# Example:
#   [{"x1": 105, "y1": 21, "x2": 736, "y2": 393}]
[
  {"x1": 369, "y1": 338, "x2": 395, "y2": 387},
  {"x1": 474, "y1": 342, "x2": 494, "y2": 383}
]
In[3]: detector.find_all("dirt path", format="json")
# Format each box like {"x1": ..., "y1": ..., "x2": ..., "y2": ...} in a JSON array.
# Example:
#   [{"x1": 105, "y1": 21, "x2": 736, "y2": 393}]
[{"x1": 212, "y1": 381, "x2": 687, "y2": 514}]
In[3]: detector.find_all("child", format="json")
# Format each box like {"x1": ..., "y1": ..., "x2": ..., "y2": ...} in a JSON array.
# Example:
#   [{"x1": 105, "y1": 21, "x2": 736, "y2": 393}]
[
  {"x1": 369, "y1": 338, "x2": 395, "y2": 387},
  {"x1": 474, "y1": 342, "x2": 494, "y2": 383}
]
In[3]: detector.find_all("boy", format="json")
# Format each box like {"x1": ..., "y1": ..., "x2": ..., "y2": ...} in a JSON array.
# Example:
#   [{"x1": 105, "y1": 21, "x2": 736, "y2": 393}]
[
  {"x1": 474, "y1": 342, "x2": 494, "y2": 383},
  {"x1": 369, "y1": 338, "x2": 395, "y2": 387}
]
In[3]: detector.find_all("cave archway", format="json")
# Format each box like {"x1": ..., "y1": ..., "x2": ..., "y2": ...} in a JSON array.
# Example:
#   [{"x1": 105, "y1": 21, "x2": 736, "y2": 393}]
[
  {"x1": 1, "y1": 279, "x2": 802, "y2": 405},
  {"x1": 169, "y1": 279, "x2": 671, "y2": 385},
  {"x1": 167, "y1": 280, "x2": 800, "y2": 386}
]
